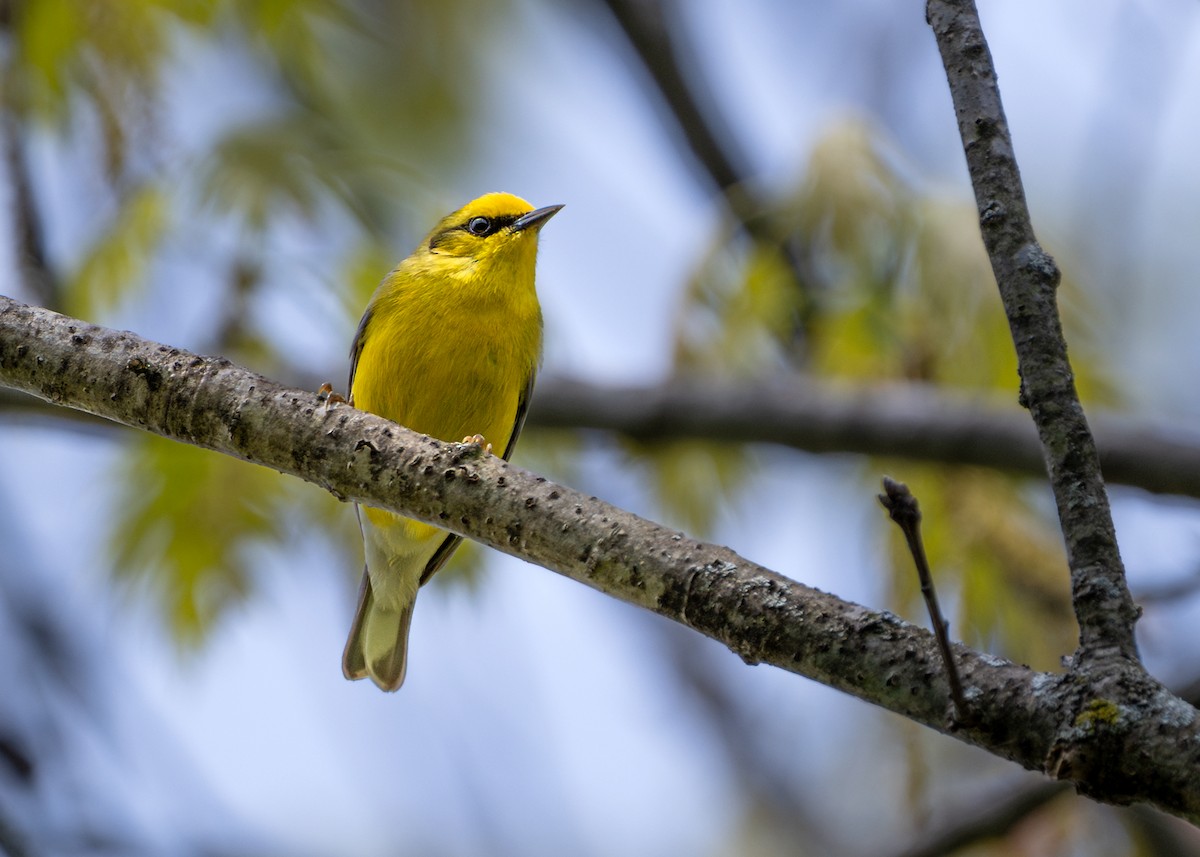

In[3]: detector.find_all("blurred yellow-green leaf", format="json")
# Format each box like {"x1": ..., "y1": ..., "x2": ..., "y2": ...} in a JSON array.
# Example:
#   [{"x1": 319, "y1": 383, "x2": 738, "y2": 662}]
[
  {"x1": 8, "y1": 0, "x2": 211, "y2": 180},
  {"x1": 621, "y1": 438, "x2": 751, "y2": 536},
  {"x1": 110, "y1": 435, "x2": 289, "y2": 645},
  {"x1": 340, "y1": 237, "x2": 397, "y2": 320},
  {"x1": 65, "y1": 183, "x2": 169, "y2": 318}
]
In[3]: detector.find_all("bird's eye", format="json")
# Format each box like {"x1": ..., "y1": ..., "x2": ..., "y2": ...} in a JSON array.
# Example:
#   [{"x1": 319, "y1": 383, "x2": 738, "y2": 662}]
[{"x1": 466, "y1": 216, "x2": 492, "y2": 236}]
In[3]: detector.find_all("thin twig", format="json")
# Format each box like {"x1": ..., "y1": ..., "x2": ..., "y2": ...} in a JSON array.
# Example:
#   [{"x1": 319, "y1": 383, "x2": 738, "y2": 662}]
[
  {"x1": 595, "y1": 0, "x2": 745, "y2": 194},
  {"x1": 879, "y1": 476, "x2": 971, "y2": 727}
]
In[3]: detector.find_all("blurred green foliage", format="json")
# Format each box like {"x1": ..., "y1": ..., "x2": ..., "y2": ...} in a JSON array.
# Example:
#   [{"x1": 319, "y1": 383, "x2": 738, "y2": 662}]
[
  {"x1": 66, "y1": 182, "x2": 168, "y2": 317},
  {"x1": 111, "y1": 434, "x2": 288, "y2": 644},
  {"x1": 3, "y1": 2, "x2": 1112, "y2": 673},
  {"x1": 1, "y1": 4, "x2": 1165, "y2": 853},
  {"x1": 2, "y1": 0, "x2": 507, "y2": 642}
]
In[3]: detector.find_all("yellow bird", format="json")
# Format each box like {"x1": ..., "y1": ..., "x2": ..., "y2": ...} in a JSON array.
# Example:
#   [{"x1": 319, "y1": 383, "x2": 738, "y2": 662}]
[{"x1": 342, "y1": 192, "x2": 561, "y2": 691}]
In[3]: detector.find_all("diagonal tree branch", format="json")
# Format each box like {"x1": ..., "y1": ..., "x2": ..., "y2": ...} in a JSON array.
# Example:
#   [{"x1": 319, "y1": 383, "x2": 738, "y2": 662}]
[
  {"x1": 595, "y1": 0, "x2": 746, "y2": 196},
  {"x1": 1, "y1": 114, "x2": 58, "y2": 309},
  {"x1": 927, "y1": 0, "x2": 1139, "y2": 664},
  {"x1": 0, "y1": 5, "x2": 58, "y2": 310},
  {"x1": 1, "y1": 294, "x2": 1199, "y2": 822},
  {"x1": 593, "y1": 0, "x2": 818, "y2": 346}
]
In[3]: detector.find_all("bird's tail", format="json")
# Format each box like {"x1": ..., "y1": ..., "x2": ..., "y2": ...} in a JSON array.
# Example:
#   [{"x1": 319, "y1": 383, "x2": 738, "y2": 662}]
[{"x1": 342, "y1": 571, "x2": 415, "y2": 692}]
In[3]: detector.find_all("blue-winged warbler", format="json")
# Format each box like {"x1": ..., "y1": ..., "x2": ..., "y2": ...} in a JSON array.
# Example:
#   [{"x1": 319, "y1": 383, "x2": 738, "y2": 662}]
[{"x1": 342, "y1": 192, "x2": 561, "y2": 691}]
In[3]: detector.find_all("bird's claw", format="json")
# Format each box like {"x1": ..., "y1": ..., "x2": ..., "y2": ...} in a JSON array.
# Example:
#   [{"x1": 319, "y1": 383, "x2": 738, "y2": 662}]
[
  {"x1": 461, "y1": 434, "x2": 493, "y2": 454},
  {"x1": 317, "y1": 382, "x2": 348, "y2": 405}
]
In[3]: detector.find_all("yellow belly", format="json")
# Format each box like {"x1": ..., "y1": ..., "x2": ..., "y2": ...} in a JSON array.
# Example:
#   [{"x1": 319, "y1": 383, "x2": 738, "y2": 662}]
[
  {"x1": 352, "y1": 318, "x2": 528, "y2": 450},
  {"x1": 351, "y1": 296, "x2": 539, "y2": 541}
]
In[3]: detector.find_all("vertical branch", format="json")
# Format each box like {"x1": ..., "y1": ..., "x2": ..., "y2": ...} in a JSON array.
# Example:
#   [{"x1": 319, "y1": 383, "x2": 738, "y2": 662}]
[{"x1": 926, "y1": 0, "x2": 1139, "y2": 663}]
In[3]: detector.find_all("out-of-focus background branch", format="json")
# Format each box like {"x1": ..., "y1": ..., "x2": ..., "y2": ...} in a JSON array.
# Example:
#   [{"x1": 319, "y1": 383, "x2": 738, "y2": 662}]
[
  {"x1": 9, "y1": 375, "x2": 1200, "y2": 498},
  {"x1": 3, "y1": 1, "x2": 1200, "y2": 855}
]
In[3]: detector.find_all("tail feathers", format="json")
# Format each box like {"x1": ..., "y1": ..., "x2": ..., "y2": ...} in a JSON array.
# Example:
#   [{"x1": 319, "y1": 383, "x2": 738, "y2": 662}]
[{"x1": 342, "y1": 572, "x2": 415, "y2": 692}]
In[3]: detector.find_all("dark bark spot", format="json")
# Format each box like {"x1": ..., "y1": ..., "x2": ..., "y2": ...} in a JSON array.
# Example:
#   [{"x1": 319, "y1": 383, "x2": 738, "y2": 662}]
[
  {"x1": 126, "y1": 356, "x2": 163, "y2": 392},
  {"x1": 980, "y1": 200, "x2": 1005, "y2": 224}
]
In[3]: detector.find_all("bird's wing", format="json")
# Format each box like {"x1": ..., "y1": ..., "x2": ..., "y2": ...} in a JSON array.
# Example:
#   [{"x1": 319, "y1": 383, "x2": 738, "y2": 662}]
[
  {"x1": 418, "y1": 367, "x2": 537, "y2": 587},
  {"x1": 500, "y1": 366, "x2": 537, "y2": 462},
  {"x1": 346, "y1": 304, "x2": 374, "y2": 405},
  {"x1": 418, "y1": 534, "x2": 464, "y2": 588}
]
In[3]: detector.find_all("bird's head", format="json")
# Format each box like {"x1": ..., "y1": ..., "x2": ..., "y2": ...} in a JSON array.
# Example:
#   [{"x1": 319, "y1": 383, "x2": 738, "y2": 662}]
[{"x1": 421, "y1": 193, "x2": 562, "y2": 278}]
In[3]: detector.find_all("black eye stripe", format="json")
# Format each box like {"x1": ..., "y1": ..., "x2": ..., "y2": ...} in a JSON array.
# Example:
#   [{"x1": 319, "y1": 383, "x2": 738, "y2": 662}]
[
  {"x1": 461, "y1": 214, "x2": 520, "y2": 237},
  {"x1": 428, "y1": 213, "x2": 525, "y2": 251}
]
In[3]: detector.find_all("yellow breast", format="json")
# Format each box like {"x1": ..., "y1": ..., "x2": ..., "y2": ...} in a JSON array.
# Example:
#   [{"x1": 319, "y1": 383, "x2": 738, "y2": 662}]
[{"x1": 351, "y1": 246, "x2": 543, "y2": 450}]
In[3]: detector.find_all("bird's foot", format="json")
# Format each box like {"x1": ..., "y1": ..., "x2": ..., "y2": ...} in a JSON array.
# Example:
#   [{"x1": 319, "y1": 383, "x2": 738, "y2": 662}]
[
  {"x1": 317, "y1": 382, "x2": 348, "y2": 405},
  {"x1": 461, "y1": 434, "x2": 493, "y2": 454}
]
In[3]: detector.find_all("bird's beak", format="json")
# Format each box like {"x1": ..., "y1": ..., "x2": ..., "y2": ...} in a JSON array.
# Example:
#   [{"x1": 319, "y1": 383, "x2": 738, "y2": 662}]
[{"x1": 511, "y1": 204, "x2": 564, "y2": 233}]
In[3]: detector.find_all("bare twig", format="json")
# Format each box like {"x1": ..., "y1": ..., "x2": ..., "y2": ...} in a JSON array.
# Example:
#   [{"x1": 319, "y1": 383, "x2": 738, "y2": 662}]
[
  {"x1": 927, "y1": 0, "x2": 1139, "y2": 664},
  {"x1": 879, "y1": 476, "x2": 971, "y2": 727}
]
